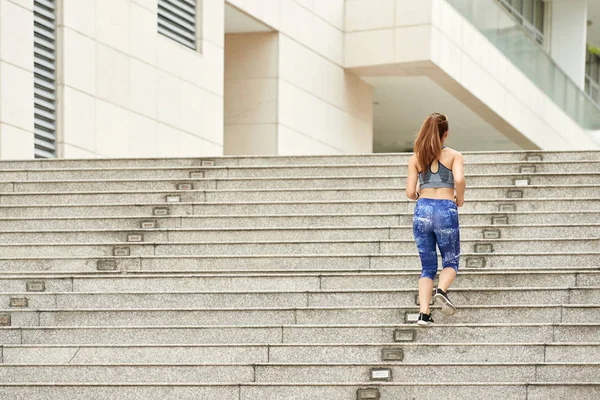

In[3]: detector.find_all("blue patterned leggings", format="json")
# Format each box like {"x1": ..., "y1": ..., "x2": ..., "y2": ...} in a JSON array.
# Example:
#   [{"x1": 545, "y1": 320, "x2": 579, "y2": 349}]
[{"x1": 413, "y1": 198, "x2": 460, "y2": 280}]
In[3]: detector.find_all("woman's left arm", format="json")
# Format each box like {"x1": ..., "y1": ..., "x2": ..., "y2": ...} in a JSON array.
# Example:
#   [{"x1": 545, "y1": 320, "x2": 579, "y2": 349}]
[{"x1": 405, "y1": 155, "x2": 419, "y2": 200}]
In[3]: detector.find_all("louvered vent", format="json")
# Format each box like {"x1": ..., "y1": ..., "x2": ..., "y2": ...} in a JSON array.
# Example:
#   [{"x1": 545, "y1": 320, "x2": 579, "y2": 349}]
[
  {"x1": 158, "y1": 0, "x2": 197, "y2": 50},
  {"x1": 33, "y1": 0, "x2": 57, "y2": 158}
]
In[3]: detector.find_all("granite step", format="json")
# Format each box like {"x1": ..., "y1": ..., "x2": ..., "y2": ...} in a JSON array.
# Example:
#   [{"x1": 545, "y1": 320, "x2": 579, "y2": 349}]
[
  {"x1": 1, "y1": 223, "x2": 599, "y2": 243},
  {"x1": 0, "y1": 151, "x2": 598, "y2": 170},
  {"x1": 1, "y1": 252, "x2": 599, "y2": 272},
  {"x1": 2, "y1": 204, "x2": 600, "y2": 230},
  {"x1": 0, "y1": 237, "x2": 596, "y2": 257},
  {"x1": 1, "y1": 160, "x2": 600, "y2": 181},
  {"x1": 0, "y1": 382, "x2": 598, "y2": 400},
  {"x1": 3, "y1": 342, "x2": 598, "y2": 364},
  {"x1": 2, "y1": 304, "x2": 596, "y2": 327},
  {"x1": 1, "y1": 269, "x2": 597, "y2": 293},
  {"x1": 1, "y1": 197, "x2": 599, "y2": 219},
  {"x1": 0, "y1": 362, "x2": 597, "y2": 383},
  {"x1": 2, "y1": 173, "x2": 599, "y2": 193},
  {"x1": 2, "y1": 186, "x2": 600, "y2": 205},
  {"x1": 2, "y1": 287, "x2": 598, "y2": 309},
  {"x1": 1, "y1": 324, "x2": 599, "y2": 345}
]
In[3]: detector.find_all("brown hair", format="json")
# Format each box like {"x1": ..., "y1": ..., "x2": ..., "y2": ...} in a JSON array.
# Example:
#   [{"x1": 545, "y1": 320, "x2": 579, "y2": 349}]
[{"x1": 414, "y1": 113, "x2": 449, "y2": 171}]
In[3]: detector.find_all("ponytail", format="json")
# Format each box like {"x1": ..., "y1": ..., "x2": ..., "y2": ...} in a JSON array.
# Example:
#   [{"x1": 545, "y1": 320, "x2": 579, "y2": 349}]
[{"x1": 414, "y1": 113, "x2": 449, "y2": 171}]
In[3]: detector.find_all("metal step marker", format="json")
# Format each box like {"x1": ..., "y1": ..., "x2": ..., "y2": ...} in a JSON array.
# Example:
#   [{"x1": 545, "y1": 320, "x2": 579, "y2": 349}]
[
  {"x1": 525, "y1": 154, "x2": 543, "y2": 162},
  {"x1": 97, "y1": 260, "x2": 117, "y2": 271},
  {"x1": 483, "y1": 229, "x2": 501, "y2": 239},
  {"x1": 465, "y1": 257, "x2": 486, "y2": 268},
  {"x1": 370, "y1": 368, "x2": 392, "y2": 381},
  {"x1": 492, "y1": 215, "x2": 509, "y2": 225},
  {"x1": 141, "y1": 220, "x2": 157, "y2": 229},
  {"x1": 356, "y1": 388, "x2": 380, "y2": 400},
  {"x1": 153, "y1": 207, "x2": 169, "y2": 216},
  {"x1": 0, "y1": 314, "x2": 11, "y2": 326},
  {"x1": 519, "y1": 165, "x2": 536, "y2": 174},
  {"x1": 10, "y1": 297, "x2": 28, "y2": 308},
  {"x1": 514, "y1": 178, "x2": 530, "y2": 186},
  {"x1": 165, "y1": 195, "x2": 181, "y2": 203},
  {"x1": 381, "y1": 348, "x2": 404, "y2": 361},
  {"x1": 475, "y1": 243, "x2": 494, "y2": 253},
  {"x1": 498, "y1": 203, "x2": 516, "y2": 212},
  {"x1": 201, "y1": 160, "x2": 215, "y2": 166},
  {"x1": 127, "y1": 233, "x2": 144, "y2": 242},
  {"x1": 176, "y1": 182, "x2": 193, "y2": 190},
  {"x1": 26, "y1": 281, "x2": 46, "y2": 292},
  {"x1": 415, "y1": 295, "x2": 434, "y2": 306},
  {"x1": 393, "y1": 329, "x2": 415, "y2": 342},
  {"x1": 507, "y1": 189, "x2": 524, "y2": 198},
  {"x1": 113, "y1": 247, "x2": 130, "y2": 257},
  {"x1": 189, "y1": 171, "x2": 205, "y2": 179},
  {"x1": 405, "y1": 312, "x2": 419, "y2": 323}
]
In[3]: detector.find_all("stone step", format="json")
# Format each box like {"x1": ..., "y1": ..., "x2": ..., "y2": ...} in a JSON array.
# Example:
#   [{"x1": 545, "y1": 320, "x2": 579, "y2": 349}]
[
  {"x1": 0, "y1": 151, "x2": 597, "y2": 170},
  {"x1": 3, "y1": 287, "x2": 598, "y2": 309},
  {"x1": 0, "y1": 237, "x2": 596, "y2": 257},
  {"x1": 2, "y1": 324, "x2": 599, "y2": 345},
  {"x1": 1, "y1": 160, "x2": 600, "y2": 181},
  {"x1": 2, "y1": 204, "x2": 600, "y2": 231},
  {"x1": 3, "y1": 173, "x2": 599, "y2": 194},
  {"x1": 1, "y1": 223, "x2": 599, "y2": 243},
  {"x1": 1, "y1": 252, "x2": 598, "y2": 273},
  {"x1": 0, "y1": 362, "x2": 598, "y2": 383},
  {"x1": 3, "y1": 342, "x2": 598, "y2": 364},
  {"x1": 2, "y1": 186, "x2": 600, "y2": 205},
  {"x1": 0, "y1": 382, "x2": 598, "y2": 400},
  {"x1": 2, "y1": 305, "x2": 597, "y2": 327},
  {"x1": 253, "y1": 363, "x2": 599, "y2": 384},
  {"x1": 2, "y1": 211, "x2": 600, "y2": 233},
  {"x1": 1, "y1": 269, "x2": 597, "y2": 293},
  {"x1": 1, "y1": 197, "x2": 599, "y2": 219}
]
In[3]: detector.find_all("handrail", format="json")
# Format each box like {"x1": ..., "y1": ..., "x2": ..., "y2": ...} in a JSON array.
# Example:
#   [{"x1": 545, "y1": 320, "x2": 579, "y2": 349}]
[
  {"x1": 585, "y1": 74, "x2": 600, "y2": 107},
  {"x1": 495, "y1": 0, "x2": 544, "y2": 45},
  {"x1": 445, "y1": 0, "x2": 600, "y2": 130}
]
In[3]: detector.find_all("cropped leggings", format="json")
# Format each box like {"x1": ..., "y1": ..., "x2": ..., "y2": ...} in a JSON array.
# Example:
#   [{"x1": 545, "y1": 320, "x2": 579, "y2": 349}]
[{"x1": 413, "y1": 198, "x2": 460, "y2": 280}]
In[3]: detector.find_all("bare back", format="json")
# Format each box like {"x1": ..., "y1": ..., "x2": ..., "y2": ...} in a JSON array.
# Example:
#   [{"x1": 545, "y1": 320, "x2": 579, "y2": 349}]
[{"x1": 414, "y1": 148, "x2": 464, "y2": 201}]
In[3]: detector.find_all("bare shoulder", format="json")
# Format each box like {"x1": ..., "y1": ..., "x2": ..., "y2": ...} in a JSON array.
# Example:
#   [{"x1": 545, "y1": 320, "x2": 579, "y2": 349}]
[{"x1": 444, "y1": 147, "x2": 463, "y2": 162}]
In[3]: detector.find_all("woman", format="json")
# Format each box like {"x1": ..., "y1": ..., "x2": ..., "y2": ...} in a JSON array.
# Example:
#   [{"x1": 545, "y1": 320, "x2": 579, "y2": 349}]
[{"x1": 405, "y1": 113, "x2": 465, "y2": 326}]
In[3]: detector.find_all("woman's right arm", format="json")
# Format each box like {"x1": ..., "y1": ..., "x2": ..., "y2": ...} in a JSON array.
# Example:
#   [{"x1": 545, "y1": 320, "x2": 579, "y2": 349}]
[{"x1": 452, "y1": 152, "x2": 465, "y2": 207}]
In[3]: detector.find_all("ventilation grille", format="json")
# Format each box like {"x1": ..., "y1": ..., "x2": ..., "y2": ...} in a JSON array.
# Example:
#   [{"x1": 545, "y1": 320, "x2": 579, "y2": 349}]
[
  {"x1": 33, "y1": 0, "x2": 57, "y2": 158},
  {"x1": 158, "y1": 0, "x2": 197, "y2": 50}
]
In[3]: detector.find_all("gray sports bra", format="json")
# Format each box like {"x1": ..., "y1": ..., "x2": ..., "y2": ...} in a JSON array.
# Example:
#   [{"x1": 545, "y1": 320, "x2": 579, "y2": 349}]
[{"x1": 418, "y1": 156, "x2": 455, "y2": 190}]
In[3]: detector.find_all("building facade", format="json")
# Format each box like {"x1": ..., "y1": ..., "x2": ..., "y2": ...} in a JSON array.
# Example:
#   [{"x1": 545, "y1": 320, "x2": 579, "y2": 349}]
[{"x1": 0, "y1": 0, "x2": 599, "y2": 160}]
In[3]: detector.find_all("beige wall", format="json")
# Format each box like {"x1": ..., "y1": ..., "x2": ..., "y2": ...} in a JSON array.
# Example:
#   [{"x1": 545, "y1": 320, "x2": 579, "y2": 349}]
[
  {"x1": 57, "y1": 0, "x2": 224, "y2": 158},
  {"x1": 0, "y1": 0, "x2": 34, "y2": 159},
  {"x1": 224, "y1": 32, "x2": 279, "y2": 155},
  {"x1": 277, "y1": 34, "x2": 373, "y2": 154},
  {"x1": 227, "y1": 0, "x2": 373, "y2": 155}
]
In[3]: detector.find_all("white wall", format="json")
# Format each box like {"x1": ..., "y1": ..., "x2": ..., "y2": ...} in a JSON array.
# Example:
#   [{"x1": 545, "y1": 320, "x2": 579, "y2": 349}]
[
  {"x1": 58, "y1": 0, "x2": 224, "y2": 158},
  {"x1": 550, "y1": 0, "x2": 588, "y2": 89},
  {"x1": 0, "y1": 0, "x2": 34, "y2": 159},
  {"x1": 224, "y1": 32, "x2": 279, "y2": 155},
  {"x1": 227, "y1": 0, "x2": 373, "y2": 155}
]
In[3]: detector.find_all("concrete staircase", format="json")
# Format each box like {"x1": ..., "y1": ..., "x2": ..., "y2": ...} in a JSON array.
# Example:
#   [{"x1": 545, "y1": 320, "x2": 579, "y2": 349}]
[{"x1": 0, "y1": 151, "x2": 599, "y2": 399}]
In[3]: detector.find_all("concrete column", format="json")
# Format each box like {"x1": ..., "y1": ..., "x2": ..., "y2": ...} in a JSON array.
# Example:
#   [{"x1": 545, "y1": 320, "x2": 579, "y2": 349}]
[{"x1": 550, "y1": 0, "x2": 588, "y2": 89}]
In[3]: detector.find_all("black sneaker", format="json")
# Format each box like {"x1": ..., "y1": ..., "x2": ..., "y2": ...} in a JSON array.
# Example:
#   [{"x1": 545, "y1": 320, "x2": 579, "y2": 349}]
[
  {"x1": 416, "y1": 312, "x2": 434, "y2": 326},
  {"x1": 433, "y1": 288, "x2": 456, "y2": 315}
]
